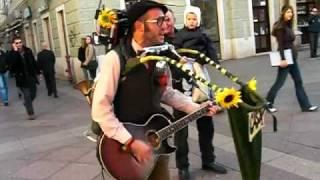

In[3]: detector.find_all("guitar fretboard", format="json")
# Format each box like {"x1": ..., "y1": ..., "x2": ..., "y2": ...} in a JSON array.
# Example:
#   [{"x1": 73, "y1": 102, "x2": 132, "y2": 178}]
[{"x1": 157, "y1": 105, "x2": 209, "y2": 140}]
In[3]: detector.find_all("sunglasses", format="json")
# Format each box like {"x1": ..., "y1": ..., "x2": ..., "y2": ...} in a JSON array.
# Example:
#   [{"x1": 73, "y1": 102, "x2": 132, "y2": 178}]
[{"x1": 145, "y1": 16, "x2": 165, "y2": 26}]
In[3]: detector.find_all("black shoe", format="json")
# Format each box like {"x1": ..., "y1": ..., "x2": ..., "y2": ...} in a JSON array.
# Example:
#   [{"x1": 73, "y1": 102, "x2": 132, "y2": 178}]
[
  {"x1": 302, "y1": 105, "x2": 318, "y2": 112},
  {"x1": 202, "y1": 162, "x2": 227, "y2": 174},
  {"x1": 54, "y1": 94, "x2": 58, "y2": 98},
  {"x1": 28, "y1": 114, "x2": 36, "y2": 120},
  {"x1": 4, "y1": 102, "x2": 9, "y2": 106},
  {"x1": 178, "y1": 169, "x2": 190, "y2": 180}
]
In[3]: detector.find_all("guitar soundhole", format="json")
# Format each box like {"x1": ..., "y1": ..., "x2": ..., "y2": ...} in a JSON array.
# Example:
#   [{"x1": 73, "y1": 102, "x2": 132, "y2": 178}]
[{"x1": 146, "y1": 131, "x2": 160, "y2": 148}]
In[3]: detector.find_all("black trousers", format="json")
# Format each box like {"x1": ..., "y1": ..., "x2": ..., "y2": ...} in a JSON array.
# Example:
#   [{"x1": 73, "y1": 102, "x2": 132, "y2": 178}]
[
  {"x1": 309, "y1": 32, "x2": 319, "y2": 57},
  {"x1": 20, "y1": 81, "x2": 37, "y2": 115},
  {"x1": 43, "y1": 71, "x2": 57, "y2": 96},
  {"x1": 173, "y1": 110, "x2": 215, "y2": 170}
]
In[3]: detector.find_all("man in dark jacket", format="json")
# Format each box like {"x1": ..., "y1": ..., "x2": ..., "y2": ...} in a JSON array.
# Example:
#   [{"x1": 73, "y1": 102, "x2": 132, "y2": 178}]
[
  {"x1": 9, "y1": 37, "x2": 40, "y2": 120},
  {"x1": 308, "y1": 7, "x2": 320, "y2": 58},
  {"x1": 37, "y1": 42, "x2": 58, "y2": 98}
]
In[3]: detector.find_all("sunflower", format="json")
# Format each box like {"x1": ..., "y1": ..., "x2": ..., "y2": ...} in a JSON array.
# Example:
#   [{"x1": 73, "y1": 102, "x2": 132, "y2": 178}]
[
  {"x1": 247, "y1": 77, "x2": 257, "y2": 91},
  {"x1": 98, "y1": 9, "x2": 118, "y2": 29},
  {"x1": 215, "y1": 88, "x2": 242, "y2": 109}
]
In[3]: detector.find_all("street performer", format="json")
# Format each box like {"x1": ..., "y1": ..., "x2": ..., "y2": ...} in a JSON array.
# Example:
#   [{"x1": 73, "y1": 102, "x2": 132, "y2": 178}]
[{"x1": 91, "y1": 0, "x2": 221, "y2": 179}]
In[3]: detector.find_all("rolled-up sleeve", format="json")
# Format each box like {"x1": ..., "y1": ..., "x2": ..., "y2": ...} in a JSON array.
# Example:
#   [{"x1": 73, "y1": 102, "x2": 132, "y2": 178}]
[
  {"x1": 91, "y1": 50, "x2": 132, "y2": 144},
  {"x1": 161, "y1": 86, "x2": 200, "y2": 113},
  {"x1": 161, "y1": 66, "x2": 200, "y2": 113}
]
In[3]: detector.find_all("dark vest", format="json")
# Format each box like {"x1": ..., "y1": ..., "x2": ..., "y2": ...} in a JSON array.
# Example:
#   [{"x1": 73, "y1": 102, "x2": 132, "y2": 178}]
[{"x1": 113, "y1": 39, "x2": 170, "y2": 124}]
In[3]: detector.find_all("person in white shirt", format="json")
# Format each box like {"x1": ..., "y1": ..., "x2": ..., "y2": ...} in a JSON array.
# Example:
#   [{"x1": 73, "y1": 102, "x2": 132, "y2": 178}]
[{"x1": 92, "y1": 1, "x2": 220, "y2": 179}]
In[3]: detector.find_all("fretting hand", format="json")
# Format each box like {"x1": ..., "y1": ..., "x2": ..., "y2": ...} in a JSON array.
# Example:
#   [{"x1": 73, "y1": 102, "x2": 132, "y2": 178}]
[{"x1": 200, "y1": 101, "x2": 221, "y2": 116}]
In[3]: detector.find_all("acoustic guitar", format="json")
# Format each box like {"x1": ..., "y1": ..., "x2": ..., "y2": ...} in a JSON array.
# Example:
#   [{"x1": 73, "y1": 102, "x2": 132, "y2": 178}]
[{"x1": 98, "y1": 105, "x2": 209, "y2": 180}]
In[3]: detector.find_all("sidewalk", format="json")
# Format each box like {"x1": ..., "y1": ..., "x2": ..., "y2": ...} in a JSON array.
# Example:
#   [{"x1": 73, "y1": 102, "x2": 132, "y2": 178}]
[{"x1": 0, "y1": 48, "x2": 319, "y2": 180}]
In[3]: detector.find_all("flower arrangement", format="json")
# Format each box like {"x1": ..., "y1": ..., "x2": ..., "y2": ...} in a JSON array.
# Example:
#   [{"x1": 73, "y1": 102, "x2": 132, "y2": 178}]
[
  {"x1": 215, "y1": 87, "x2": 242, "y2": 109},
  {"x1": 97, "y1": 8, "x2": 118, "y2": 29},
  {"x1": 215, "y1": 77, "x2": 258, "y2": 109}
]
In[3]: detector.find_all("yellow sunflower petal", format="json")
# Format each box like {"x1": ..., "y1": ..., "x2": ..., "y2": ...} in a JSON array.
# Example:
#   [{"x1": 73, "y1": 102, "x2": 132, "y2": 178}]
[
  {"x1": 247, "y1": 77, "x2": 257, "y2": 91},
  {"x1": 98, "y1": 9, "x2": 118, "y2": 29}
]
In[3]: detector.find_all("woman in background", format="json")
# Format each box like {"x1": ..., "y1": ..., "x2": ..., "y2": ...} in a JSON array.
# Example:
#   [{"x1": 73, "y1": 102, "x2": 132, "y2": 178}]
[
  {"x1": 82, "y1": 36, "x2": 97, "y2": 79},
  {"x1": 266, "y1": 5, "x2": 317, "y2": 113},
  {"x1": 78, "y1": 37, "x2": 88, "y2": 80}
]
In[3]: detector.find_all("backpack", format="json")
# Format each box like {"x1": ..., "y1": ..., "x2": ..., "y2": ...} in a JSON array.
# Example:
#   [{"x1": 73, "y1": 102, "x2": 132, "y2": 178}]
[{"x1": 0, "y1": 50, "x2": 8, "y2": 73}]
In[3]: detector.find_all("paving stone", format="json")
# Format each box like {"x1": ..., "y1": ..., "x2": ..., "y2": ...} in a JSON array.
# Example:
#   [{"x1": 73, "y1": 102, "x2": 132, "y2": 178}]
[
  {"x1": 47, "y1": 163, "x2": 100, "y2": 180},
  {"x1": 0, "y1": 159, "x2": 31, "y2": 179},
  {"x1": 76, "y1": 149, "x2": 98, "y2": 164},
  {"x1": 12, "y1": 160, "x2": 66, "y2": 180},
  {"x1": 293, "y1": 145, "x2": 320, "y2": 162},
  {"x1": 267, "y1": 154, "x2": 320, "y2": 180},
  {"x1": 41, "y1": 147, "x2": 92, "y2": 163},
  {"x1": 260, "y1": 164, "x2": 310, "y2": 180}
]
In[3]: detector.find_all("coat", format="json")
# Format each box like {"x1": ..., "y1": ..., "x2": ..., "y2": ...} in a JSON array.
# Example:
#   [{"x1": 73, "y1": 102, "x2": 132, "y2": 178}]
[
  {"x1": 37, "y1": 49, "x2": 56, "y2": 74},
  {"x1": 9, "y1": 46, "x2": 40, "y2": 87}
]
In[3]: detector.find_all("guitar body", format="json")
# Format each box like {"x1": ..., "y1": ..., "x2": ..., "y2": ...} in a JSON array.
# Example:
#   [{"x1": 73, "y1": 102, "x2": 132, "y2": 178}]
[{"x1": 98, "y1": 114, "x2": 176, "y2": 180}]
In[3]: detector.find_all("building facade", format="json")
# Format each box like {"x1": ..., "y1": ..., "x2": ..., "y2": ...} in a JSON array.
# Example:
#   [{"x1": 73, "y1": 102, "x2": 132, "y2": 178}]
[{"x1": 0, "y1": 0, "x2": 319, "y2": 82}]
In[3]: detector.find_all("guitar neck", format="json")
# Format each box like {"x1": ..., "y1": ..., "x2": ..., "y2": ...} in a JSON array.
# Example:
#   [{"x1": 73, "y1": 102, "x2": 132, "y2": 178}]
[{"x1": 157, "y1": 105, "x2": 209, "y2": 140}]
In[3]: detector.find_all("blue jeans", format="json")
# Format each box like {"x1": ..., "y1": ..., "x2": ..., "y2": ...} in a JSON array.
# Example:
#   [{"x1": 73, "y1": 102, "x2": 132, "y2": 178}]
[
  {"x1": 266, "y1": 61, "x2": 311, "y2": 110},
  {"x1": 0, "y1": 72, "x2": 9, "y2": 103}
]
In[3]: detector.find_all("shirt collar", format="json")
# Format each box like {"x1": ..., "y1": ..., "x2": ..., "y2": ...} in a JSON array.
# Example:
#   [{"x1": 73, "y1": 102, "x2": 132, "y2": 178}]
[{"x1": 131, "y1": 39, "x2": 144, "y2": 54}]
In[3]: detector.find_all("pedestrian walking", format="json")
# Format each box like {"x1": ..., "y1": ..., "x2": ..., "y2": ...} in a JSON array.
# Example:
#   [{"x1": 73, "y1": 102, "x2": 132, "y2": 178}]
[
  {"x1": 266, "y1": 5, "x2": 318, "y2": 113},
  {"x1": 167, "y1": 7, "x2": 227, "y2": 180},
  {"x1": 37, "y1": 42, "x2": 58, "y2": 98},
  {"x1": 308, "y1": 7, "x2": 320, "y2": 58},
  {"x1": 0, "y1": 42, "x2": 9, "y2": 106},
  {"x1": 9, "y1": 37, "x2": 40, "y2": 120}
]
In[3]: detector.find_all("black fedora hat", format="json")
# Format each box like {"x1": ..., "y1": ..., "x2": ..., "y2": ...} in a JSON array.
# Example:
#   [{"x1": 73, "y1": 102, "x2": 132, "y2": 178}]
[{"x1": 127, "y1": 0, "x2": 168, "y2": 33}]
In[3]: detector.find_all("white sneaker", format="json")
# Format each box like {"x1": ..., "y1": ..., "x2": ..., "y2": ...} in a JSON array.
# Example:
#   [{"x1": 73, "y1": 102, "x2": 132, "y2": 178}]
[
  {"x1": 267, "y1": 103, "x2": 278, "y2": 113},
  {"x1": 309, "y1": 106, "x2": 318, "y2": 111},
  {"x1": 302, "y1": 105, "x2": 318, "y2": 112}
]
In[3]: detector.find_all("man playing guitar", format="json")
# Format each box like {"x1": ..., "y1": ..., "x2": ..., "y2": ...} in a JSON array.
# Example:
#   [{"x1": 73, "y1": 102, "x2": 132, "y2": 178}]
[{"x1": 92, "y1": 1, "x2": 220, "y2": 179}]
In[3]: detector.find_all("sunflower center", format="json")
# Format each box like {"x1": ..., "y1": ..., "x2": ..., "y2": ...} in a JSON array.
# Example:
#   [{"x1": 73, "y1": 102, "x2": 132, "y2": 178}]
[
  {"x1": 224, "y1": 95, "x2": 234, "y2": 103},
  {"x1": 102, "y1": 15, "x2": 109, "y2": 22}
]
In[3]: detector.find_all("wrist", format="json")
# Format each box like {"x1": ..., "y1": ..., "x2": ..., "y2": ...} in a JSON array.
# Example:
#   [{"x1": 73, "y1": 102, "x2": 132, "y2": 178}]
[{"x1": 122, "y1": 138, "x2": 135, "y2": 152}]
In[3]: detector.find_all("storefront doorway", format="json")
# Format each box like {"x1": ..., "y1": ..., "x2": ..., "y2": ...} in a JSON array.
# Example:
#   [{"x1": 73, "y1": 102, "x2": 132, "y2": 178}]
[{"x1": 252, "y1": 0, "x2": 271, "y2": 53}]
